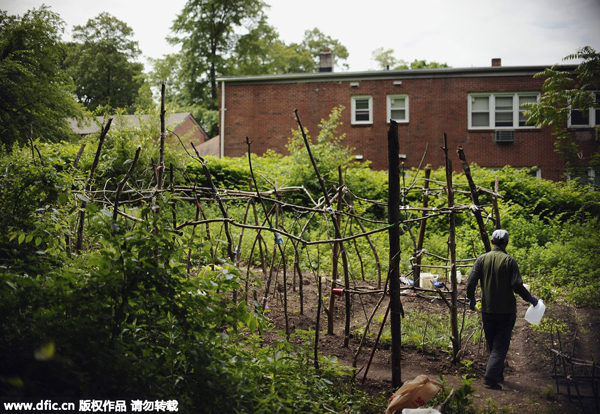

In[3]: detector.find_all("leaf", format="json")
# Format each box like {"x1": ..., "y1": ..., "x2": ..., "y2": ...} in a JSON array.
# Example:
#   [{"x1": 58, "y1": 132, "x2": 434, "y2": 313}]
[
  {"x1": 77, "y1": 194, "x2": 91, "y2": 203},
  {"x1": 35, "y1": 237, "x2": 42, "y2": 246},
  {"x1": 18, "y1": 234, "x2": 25, "y2": 245},
  {"x1": 34, "y1": 341, "x2": 56, "y2": 361}
]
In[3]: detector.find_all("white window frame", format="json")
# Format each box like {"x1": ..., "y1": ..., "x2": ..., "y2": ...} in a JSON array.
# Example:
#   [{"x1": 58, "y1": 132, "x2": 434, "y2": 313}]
[
  {"x1": 568, "y1": 91, "x2": 600, "y2": 128},
  {"x1": 468, "y1": 92, "x2": 540, "y2": 129},
  {"x1": 351, "y1": 95, "x2": 373, "y2": 125},
  {"x1": 386, "y1": 94, "x2": 409, "y2": 123}
]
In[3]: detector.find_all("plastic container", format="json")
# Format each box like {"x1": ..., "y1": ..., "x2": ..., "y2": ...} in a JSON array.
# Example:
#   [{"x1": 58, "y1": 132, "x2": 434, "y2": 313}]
[
  {"x1": 420, "y1": 273, "x2": 435, "y2": 289},
  {"x1": 524, "y1": 299, "x2": 546, "y2": 325},
  {"x1": 456, "y1": 270, "x2": 462, "y2": 284},
  {"x1": 402, "y1": 409, "x2": 442, "y2": 414}
]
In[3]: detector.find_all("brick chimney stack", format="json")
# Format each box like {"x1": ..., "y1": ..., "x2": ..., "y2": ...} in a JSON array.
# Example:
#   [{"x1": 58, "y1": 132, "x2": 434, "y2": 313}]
[
  {"x1": 319, "y1": 49, "x2": 333, "y2": 72},
  {"x1": 492, "y1": 58, "x2": 502, "y2": 67}
]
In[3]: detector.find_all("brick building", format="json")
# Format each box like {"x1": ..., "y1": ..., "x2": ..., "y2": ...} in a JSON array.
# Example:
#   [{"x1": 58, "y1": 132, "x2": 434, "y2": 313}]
[{"x1": 217, "y1": 57, "x2": 599, "y2": 181}]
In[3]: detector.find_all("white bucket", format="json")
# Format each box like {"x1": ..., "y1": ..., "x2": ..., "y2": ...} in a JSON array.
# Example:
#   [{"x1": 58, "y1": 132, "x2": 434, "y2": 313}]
[
  {"x1": 420, "y1": 273, "x2": 435, "y2": 288},
  {"x1": 524, "y1": 299, "x2": 546, "y2": 325}
]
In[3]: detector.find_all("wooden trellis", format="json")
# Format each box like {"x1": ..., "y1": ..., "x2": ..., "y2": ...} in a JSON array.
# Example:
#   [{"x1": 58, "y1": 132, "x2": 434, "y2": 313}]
[{"x1": 75, "y1": 85, "x2": 505, "y2": 383}]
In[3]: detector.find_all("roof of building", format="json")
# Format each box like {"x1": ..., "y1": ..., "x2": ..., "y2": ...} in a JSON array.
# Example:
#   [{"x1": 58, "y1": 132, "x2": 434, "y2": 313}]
[
  {"x1": 195, "y1": 135, "x2": 220, "y2": 157},
  {"x1": 68, "y1": 113, "x2": 200, "y2": 135},
  {"x1": 217, "y1": 64, "x2": 578, "y2": 85}
]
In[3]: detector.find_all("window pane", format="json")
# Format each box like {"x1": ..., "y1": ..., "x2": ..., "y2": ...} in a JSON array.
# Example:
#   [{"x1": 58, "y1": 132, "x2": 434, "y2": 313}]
[
  {"x1": 472, "y1": 112, "x2": 489, "y2": 127},
  {"x1": 355, "y1": 111, "x2": 370, "y2": 122},
  {"x1": 391, "y1": 98, "x2": 405, "y2": 109},
  {"x1": 495, "y1": 96, "x2": 513, "y2": 110},
  {"x1": 391, "y1": 109, "x2": 405, "y2": 120},
  {"x1": 355, "y1": 99, "x2": 369, "y2": 110},
  {"x1": 472, "y1": 97, "x2": 489, "y2": 111},
  {"x1": 495, "y1": 112, "x2": 513, "y2": 127},
  {"x1": 519, "y1": 95, "x2": 537, "y2": 106},
  {"x1": 519, "y1": 113, "x2": 531, "y2": 127},
  {"x1": 571, "y1": 109, "x2": 589, "y2": 126}
]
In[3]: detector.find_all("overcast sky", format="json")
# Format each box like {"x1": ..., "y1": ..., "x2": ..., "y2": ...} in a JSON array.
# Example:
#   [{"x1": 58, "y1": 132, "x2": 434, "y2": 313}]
[{"x1": 3, "y1": 0, "x2": 600, "y2": 72}]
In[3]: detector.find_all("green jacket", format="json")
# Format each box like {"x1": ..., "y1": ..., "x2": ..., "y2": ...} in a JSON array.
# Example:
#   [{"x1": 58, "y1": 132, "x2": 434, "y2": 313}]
[{"x1": 466, "y1": 246, "x2": 532, "y2": 314}]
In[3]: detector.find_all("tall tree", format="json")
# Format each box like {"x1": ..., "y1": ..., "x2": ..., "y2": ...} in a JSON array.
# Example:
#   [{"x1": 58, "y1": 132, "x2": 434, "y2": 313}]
[
  {"x1": 65, "y1": 13, "x2": 145, "y2": 112},
  {"x1": 301, "y1": 28, "x2": 349, "y2": 71},
  {"x1": 0, "y1": 7, "x2": 85, "y2": 151},
  {"x1": 525, "y1": 46, "x2": 600, "y2": 180},
  {"x1": 226, "y1": 17, "x2": 315, "y2": 75},
  {"x1": 170, "y1": 0, "x2": 267, "y2": 110}
]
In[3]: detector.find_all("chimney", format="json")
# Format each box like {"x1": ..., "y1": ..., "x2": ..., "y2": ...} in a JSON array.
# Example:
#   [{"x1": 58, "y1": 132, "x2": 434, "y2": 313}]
[
  {"x1": 319, "y1": 49, "x2": 333, "y2": 72},
  {"x1": 492, "y1": 58, "x2": 502, "y2": 67}
]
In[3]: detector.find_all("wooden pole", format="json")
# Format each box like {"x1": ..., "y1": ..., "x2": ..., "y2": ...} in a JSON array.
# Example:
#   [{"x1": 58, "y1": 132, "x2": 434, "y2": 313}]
[
  {"x1": 157, "y1": 84, "x2": 166, "y2": 191},
  {"x1": 414, "y1": 168, "x2": 431, "y2": 287},
  {"x1": 75, "y1": 119, "x2": 112, "y2": 253},
  {"x1": 327, "y1": 166, "x2": 344, "y2": 335},
  {"x1": 294, "y1": 110, "x2": 353, "y2": 347},
  {"x1": 457, "y1": 146, "x2": 491, "y2": 252},
  {"x1": 492, "y1": 176, "x2": 502, "y2": 229},
  {"x1": 442, "y1": 134, "x2": 460, "y2": 362},
  {"x1": 387, "y1": 120, "x2": 404, "y2": 388}
]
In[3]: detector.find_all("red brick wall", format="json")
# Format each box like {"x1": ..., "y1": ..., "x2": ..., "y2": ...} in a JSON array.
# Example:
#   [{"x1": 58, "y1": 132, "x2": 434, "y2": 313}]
[{"x1": 220, "y1": 73, "x2": 596, "y2": 181}]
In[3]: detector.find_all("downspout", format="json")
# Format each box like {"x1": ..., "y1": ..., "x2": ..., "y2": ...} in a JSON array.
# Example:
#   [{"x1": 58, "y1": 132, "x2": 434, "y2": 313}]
[{"x1": 220, "y1": 81, "x2": 225, "y2": 159}]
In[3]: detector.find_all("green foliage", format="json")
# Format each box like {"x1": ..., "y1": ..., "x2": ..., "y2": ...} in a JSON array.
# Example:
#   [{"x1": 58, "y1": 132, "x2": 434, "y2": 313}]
[
  {"x1": 171, "y1": 0, "x2": 267, "y2": 109},
  {"x1": 65, "y1": 12, "x2": 145, "y2": 113},
  {"x1": 524, "y1": 46, "x2": 600, "y2": 178},
  {"x1": 376, "y1": 310, "x2": 482, "y2": 353},
  {"x1": 0, "y1": 7, "x2": 85, "y2": 150}
]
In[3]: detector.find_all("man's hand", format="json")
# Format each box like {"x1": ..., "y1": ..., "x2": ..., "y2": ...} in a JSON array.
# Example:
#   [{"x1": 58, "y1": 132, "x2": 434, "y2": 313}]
[
  {"x1": 469, "y1": 298, "x2": 476, "y2": 311},
  {"x1": 530, "y1": 296, "x2": 539, "y2": 307}
]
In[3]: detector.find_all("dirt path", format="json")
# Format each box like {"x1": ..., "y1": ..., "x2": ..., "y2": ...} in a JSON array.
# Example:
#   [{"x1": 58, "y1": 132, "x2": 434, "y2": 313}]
[{"x1": 263, "y1": 273, "x2": 600, "y2": 413}]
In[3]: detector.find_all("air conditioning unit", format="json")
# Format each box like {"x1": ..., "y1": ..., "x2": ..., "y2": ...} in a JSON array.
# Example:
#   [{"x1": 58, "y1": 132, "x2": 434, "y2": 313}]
[{"x1": 494, "y1": 130, "x2": 515, "y2": 143}]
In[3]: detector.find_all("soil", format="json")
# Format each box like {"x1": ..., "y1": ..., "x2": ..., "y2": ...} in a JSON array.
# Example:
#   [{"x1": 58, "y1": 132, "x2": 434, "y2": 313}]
[{"x1": 256, "y1": 270, "x2": 600, "y2": 414}]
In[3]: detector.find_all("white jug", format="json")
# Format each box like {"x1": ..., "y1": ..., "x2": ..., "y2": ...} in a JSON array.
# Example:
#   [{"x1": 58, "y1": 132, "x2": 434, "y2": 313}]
[{"x1": 524, "y1": 299, "x2": 546, "y2": 325}]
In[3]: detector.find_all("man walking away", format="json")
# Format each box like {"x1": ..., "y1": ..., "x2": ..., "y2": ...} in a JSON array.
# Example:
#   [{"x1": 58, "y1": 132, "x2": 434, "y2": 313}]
[{"x1": 466, "y1": 229, "x2": 538, "y2": 390}]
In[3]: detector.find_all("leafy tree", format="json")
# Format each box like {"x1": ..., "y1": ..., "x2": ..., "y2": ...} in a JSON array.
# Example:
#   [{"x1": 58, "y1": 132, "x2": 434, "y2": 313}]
[
  {"x1": 371, "y1": 47, "x2": 404, "y2": 70},
  {"x1": 371, "y1": 47, "x2": 450, "y2": 70},
  {"x1": 170, "y1": 0, "x2": 267, "y2": 110},
  {"x1": 525, "y1": 46, "x2": 600, "y2": 180},
  {"x1": 0, "y1": 7, "x2": 85, "y2": 150},
  {"x1": 227, "y1": 16, "x2": 314, "y2": 75},
  {"x1": 65, "y1": 12, "x2": 145, "y2": 112},
  {"x1": 301, "y1": 28, "x2": 349, "y2": 71}
]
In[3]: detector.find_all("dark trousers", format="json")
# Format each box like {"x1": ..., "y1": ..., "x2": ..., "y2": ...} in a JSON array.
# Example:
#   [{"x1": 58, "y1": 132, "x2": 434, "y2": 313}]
[{"x1": 481, "y1": 312, "x2": 517, "y2": 383}]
